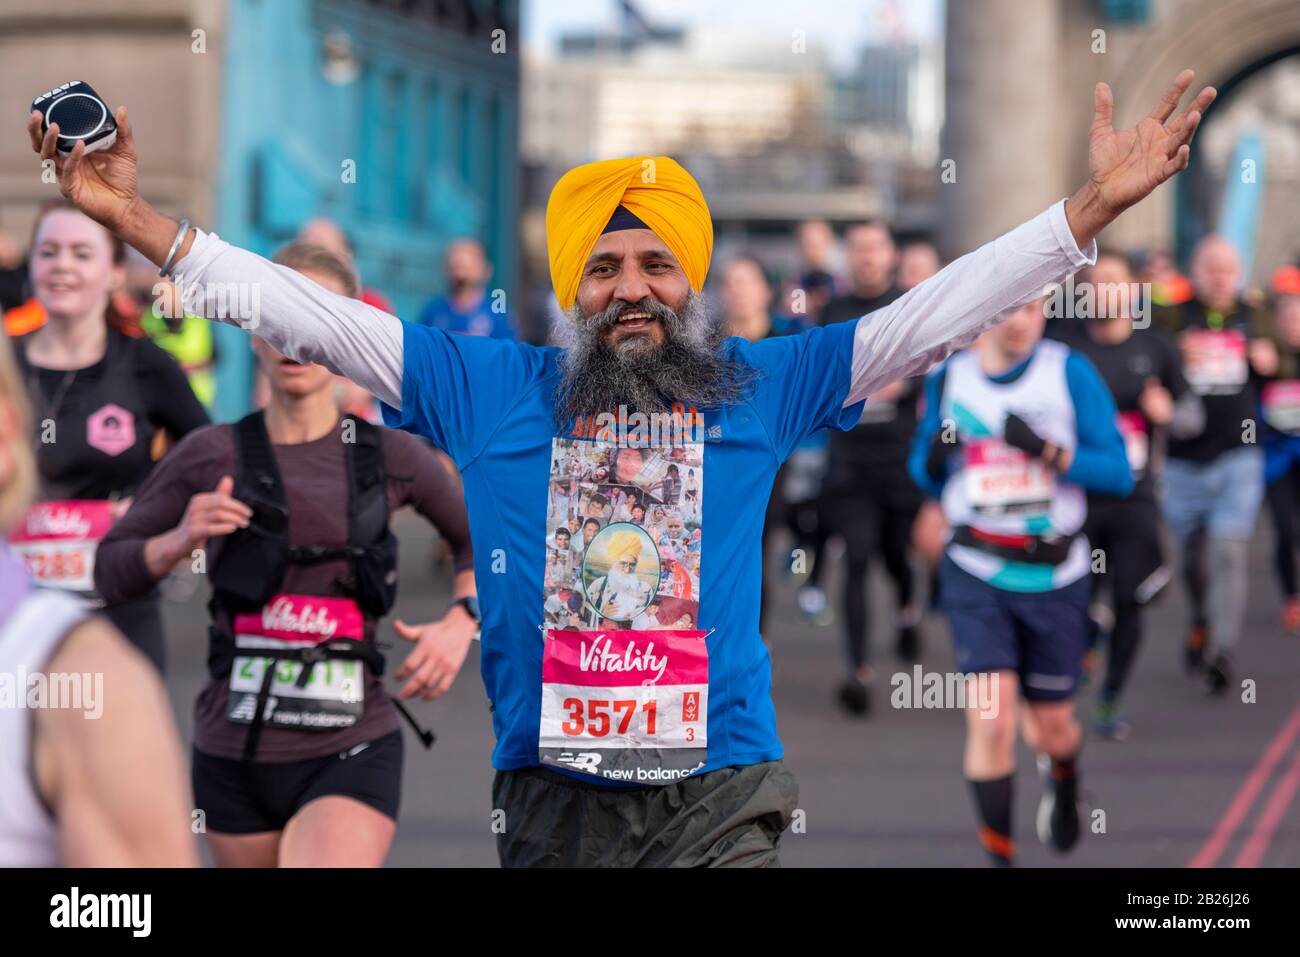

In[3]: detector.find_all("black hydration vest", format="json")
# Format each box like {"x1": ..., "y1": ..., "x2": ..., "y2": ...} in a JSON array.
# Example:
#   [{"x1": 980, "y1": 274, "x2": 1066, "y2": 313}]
[{"x1": 207, "y1": 412, "x2": 412, "y2": 759}]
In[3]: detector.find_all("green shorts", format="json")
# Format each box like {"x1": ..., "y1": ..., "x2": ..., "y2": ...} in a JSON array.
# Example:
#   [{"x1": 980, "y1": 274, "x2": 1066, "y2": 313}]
[{"x1": 491, "y1": 760, "x2": 799, "y2": 868}]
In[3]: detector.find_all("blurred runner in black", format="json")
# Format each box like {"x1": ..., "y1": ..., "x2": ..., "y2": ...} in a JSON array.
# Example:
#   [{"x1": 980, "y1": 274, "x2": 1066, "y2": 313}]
[
  {"x1": 819, "y1": 222, "x2": 927, "y2": 715},
  {"x1": 1154, "y1": 235, "x2": 1275, "y2": 693},
  {"x1": 1053, "y1": 252, "x2": 1201, "y2": 738}
]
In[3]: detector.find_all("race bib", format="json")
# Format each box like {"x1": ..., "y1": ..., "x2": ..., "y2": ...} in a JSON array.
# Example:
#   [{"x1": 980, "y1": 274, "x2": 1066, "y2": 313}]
[
  {"x1": 227, "y1": 594, "x2": 365, "y2": 731},
  {"x1": 964, "y1": 438, "x2": 1054, "y2": 518},
  {"x1": 540, "y1": 628, "x2": 708, "y2": 784},
  {"x1": 541, "y1": 429, "x2": 706, "y2": 784},
  {"x1": 10, "y1": 500, "x2": 115, "y2": 594},
  {"x1": 1184, "y1": 329, "x2": 1247, "y2": 395},
  {"x1": 1116, "y1": 411, "x2": 1149, "y2": 476},
  {"x1": 1262, "y1": 380, "x2": 1300, "y2": 434}
]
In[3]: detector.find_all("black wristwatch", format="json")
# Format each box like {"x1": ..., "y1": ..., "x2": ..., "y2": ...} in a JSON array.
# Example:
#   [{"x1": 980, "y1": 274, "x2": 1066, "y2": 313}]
[{"x1": 449, "y1": 595, "x2": 481, "y2": 635}]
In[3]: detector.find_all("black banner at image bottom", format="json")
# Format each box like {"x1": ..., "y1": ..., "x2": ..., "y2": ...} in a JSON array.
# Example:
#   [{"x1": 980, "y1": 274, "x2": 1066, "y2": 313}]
[{"x1": 0, "y1": 867, "x2": 1280, "y2": 940}]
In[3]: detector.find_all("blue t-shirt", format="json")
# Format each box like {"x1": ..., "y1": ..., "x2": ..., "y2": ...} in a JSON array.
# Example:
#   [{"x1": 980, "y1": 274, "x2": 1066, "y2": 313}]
[
  {"x1": 383, "y1": 320, "x2": 863, "y2": 781},
  {"x1": 416, "y1": 293, "x2": 516, "y2": 340}
]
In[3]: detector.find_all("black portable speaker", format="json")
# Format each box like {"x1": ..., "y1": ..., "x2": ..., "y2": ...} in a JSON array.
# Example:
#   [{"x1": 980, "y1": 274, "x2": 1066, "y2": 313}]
[{"x1": 30, "y1": 81, "x2": 117, "y2": 156}]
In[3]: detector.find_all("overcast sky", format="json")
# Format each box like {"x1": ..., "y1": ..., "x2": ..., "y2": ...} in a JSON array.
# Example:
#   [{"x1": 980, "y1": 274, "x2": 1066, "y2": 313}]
[{"x1": 522, "y1": 0, "x2": 943, "y2": 68}]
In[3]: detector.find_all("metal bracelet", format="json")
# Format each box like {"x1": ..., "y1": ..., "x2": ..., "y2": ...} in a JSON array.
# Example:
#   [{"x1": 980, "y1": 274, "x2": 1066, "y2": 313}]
[{"x1": 159, "y1": 217, "x2": 191, "y2": 278}]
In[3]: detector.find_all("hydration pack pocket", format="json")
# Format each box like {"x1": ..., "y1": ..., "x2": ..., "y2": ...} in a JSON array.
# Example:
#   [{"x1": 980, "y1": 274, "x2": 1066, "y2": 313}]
[
  {"x1": 353, "y1": 529, "x2": 399, "y2": 618},
  {"x1": 211, "y1": 503, "x2": 290, "y2": 613}
]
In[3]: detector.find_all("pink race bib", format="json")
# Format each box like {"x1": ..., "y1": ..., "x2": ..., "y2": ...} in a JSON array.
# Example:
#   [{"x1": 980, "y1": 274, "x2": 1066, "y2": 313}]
[
  {"x1": 10, "y1": 500, "x2": 115, "y2": 593},
  {"x1": 1263, "y1": 381, "x2": 1300, "y2": 434},
  {"x1": 227, "y1": 594, "x2": 366, "y2": 731},
  {"x1": 963, "y1": 438, "x2": 1054, "y2": 517},
  {"x1": 539, "y1": 628, "x2": 708, "y2": 784},
  {"x1": 1185, "y1": 329, "x2": 1247, "y2": 395}
]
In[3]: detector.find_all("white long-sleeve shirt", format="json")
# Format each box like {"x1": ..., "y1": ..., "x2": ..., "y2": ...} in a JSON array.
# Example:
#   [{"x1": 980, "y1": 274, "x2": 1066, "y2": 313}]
[{"x1": 170, "y1": 200, "x2": 1095, "y2": 412}]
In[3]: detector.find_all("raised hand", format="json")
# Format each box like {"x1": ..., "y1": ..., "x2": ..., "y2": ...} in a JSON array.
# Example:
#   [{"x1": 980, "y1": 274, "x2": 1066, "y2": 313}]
[
  {"x1": 177, "y1": 476, "x2": 252, "y2": 548},
  {"x1": 27, "y1": 106, "x2": 140, "y2": 232},
  {"x1": 1067, "y1": 70, "x2": 1216, "y2": 246},
  {"x1": 1089, "y1": 70, "x2": 1215, "y2": 214}
]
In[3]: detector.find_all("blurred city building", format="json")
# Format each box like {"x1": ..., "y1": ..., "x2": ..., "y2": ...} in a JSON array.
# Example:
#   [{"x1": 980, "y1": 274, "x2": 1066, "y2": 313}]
[
  {"x1": 0, "y1": 0, "x2": 520, "y2": 420},
  {"x1": 944, "y1": 0, "x2": 1300, "y2": 282},
  {"x1": 521, "y1": 0, "x2": 943, "y2": 304}
]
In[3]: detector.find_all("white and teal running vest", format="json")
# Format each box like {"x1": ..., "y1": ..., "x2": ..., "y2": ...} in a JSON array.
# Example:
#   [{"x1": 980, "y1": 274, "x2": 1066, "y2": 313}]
[{"x1": 938, "y1": 340, "x2": 1090, "y2": 592}]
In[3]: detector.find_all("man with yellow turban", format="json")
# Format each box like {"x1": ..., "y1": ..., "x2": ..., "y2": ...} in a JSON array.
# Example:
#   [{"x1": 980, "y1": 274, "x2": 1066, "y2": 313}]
[{"x1": 35, "y1": 68, "x2": 1215, "y2": 867}]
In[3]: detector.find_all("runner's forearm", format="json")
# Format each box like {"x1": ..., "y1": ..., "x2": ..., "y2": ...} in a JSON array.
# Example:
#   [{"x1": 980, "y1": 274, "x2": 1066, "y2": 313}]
[
  {"x1": 453, "y1": 569, "x2": 476, "y2": 600},
  {"x1": 94, "y1": 533, "x2": 173, "y2": 604},
  {"x1": 846, "y1": 201, "x2": 1097, "y2": 405},
  {"x1": 170, "y1": 230, "x2": 405, "y2": 408},
  {"x1": 141, "y1": 528, "x2": 191, "y2": 582},
  {"x1": 113, "y1": 197, "x2": 197, "y2": 271}
]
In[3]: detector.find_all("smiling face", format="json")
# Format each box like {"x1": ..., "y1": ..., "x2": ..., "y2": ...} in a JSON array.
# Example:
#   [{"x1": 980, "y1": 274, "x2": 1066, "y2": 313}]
[
  {"x1": 253, "y1": 267, "x2": 347, "y2": 398},
  {"x1": 30, "y1": 209, "x2": 123, "y2": 323},
  {"x1": 574, "y1": 229, "x2": 691, "y2": 354},
  {"x1": 555, "y1": 224, "x2": 757, "y2": 423}
]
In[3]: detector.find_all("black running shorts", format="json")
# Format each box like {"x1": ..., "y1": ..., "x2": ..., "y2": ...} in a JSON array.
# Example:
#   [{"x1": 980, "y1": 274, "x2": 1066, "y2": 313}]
[{"x1": 192, "y1": 730, "x2": 404, "y2": 834}]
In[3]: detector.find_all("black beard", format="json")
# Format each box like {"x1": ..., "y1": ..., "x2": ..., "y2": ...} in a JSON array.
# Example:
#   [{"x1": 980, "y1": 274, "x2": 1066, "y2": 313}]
[{"x1": 553, "y1": 292, "x2": 758, "y2": 428}]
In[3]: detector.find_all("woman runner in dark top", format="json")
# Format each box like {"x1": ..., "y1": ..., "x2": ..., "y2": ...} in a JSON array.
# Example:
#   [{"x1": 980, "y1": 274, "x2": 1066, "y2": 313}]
[
  {"x1": 95, "y1": 243, "x2": 478, "y2": 867},
  {"x1": 11, "y1": 201, "x2": 209, "y2": 671}
]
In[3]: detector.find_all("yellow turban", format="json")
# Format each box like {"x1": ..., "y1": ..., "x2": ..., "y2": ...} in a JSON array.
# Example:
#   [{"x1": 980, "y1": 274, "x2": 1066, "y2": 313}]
[
  {"x1": 606, "y1": 529, "x2": 643, "y2": 563},
  {"x1": 545, "y1": 157, "x2": 713, "y2": 311}
]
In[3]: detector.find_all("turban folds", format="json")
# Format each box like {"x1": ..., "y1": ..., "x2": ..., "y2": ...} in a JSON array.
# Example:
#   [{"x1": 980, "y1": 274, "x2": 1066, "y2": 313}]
[{"x1": 545, "y1": 157, "x2": 713, "y2": 311}]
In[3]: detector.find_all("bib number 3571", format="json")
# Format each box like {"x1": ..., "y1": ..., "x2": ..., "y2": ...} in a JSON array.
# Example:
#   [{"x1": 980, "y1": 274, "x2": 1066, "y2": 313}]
[{"x1": 539, "y1": 628, "x2": 708, "y2": 785}]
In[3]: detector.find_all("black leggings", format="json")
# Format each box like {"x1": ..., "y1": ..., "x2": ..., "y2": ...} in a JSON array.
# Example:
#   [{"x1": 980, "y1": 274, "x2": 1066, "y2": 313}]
[
  {"x1": 822, "y1": 494, "x2": 918, "y2": 671},
  {"x1": 1085, "y1": 496, "x2": 1163, "y2": 702},
  {"x1": 1266, "y1": 465, "x2": 1300, "y2": 598}
]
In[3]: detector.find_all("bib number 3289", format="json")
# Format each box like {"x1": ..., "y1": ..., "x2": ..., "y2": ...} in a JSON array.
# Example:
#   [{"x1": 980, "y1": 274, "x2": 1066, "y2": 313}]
[{"x1": 539, "y1": 628, "x2": 707, "y2": 785}]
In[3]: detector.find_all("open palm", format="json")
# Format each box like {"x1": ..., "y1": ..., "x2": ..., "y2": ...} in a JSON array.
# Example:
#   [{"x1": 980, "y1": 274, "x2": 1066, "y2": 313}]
[
  {"x1": 27, "y1": 106, "x2": 140, "y2": 230},
  {"x1": 1088, "y1": 70, "x2": 1216, "y2": 215}
]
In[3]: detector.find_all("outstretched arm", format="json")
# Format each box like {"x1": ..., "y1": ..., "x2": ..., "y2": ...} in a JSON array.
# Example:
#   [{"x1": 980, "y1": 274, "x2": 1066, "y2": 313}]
[
  {"x1": 27, "y1": 108, "x2": 405, "y2": 408},
  {"x1": 845, "y1": 70, "x2": 1215, "y2": 405}
]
